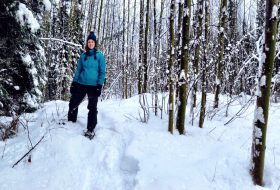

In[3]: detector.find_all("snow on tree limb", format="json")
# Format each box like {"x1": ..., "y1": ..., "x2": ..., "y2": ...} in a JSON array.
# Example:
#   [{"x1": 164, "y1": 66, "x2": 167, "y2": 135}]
[{"x1": 39, "y1": 38, "x2": 82, "y2": 47}]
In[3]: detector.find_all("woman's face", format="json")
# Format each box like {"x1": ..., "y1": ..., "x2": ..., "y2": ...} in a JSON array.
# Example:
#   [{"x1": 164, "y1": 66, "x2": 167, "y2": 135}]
[{"x1": 87, "y1": 39, "x2": 95, "y2": 49}]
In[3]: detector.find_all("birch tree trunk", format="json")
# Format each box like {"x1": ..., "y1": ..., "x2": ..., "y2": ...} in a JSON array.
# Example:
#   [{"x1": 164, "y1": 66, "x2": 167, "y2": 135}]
[{"x1": 251, "y1": 0, "x2": 278, "y2": 186}]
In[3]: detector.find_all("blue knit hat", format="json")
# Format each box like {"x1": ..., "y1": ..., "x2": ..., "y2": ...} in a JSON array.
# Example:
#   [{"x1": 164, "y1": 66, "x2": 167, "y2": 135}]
[{"x1": 87, "y1": 32, "x2": 96, "y2": 42}]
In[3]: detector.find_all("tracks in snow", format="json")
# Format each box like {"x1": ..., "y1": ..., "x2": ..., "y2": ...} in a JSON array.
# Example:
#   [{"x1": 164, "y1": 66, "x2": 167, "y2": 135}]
[{"x1": 80, "y1": 109, "x2": 139, "y2": 190}]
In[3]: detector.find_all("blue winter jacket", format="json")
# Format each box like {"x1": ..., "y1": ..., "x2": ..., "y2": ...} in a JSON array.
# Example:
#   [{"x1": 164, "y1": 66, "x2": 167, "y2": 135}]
[{"x1": 73, "y1": 49, "x2": 106, "y2": 86}]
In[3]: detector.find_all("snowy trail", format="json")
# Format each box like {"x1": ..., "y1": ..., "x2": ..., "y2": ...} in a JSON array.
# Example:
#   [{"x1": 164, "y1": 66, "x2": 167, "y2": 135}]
[
  {"x1": 51, "y1": 101, "x2": 139, "y2": 190},
  {"x1": 0, "y1": 96, "x2": 280, "y2": 190},
  {"x1": 0, "y1": 100, "x2": 138, "y2": 190},
  {"x1": 89, "y1": 108, "x2": 138, "y2": 190}
]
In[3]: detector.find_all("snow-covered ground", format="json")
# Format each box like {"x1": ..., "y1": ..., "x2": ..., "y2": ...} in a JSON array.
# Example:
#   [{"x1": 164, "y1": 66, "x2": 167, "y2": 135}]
[{"x1": 0, "y1": 94, "x2": 279, "y2": 190}]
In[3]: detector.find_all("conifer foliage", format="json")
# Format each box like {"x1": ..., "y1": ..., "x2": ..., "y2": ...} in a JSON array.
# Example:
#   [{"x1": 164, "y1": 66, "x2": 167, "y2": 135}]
[{"x1": 0, "y1": 0, "x2": 47, "y2": 116}]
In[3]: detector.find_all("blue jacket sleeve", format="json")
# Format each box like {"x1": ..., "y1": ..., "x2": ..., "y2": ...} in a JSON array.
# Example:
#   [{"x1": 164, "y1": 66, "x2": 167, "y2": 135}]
[
  {"x1": 73, "y1": 54, "x2": 83, "y2": 82},
  {"x1": 97, "y1": 53, "x2": 106, "y2": 85}
]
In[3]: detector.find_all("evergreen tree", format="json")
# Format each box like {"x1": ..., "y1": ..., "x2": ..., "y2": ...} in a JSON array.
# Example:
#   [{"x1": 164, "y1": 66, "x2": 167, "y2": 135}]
[{"x1": 0, "y1": 0, "x2": 47, "y2": 116}]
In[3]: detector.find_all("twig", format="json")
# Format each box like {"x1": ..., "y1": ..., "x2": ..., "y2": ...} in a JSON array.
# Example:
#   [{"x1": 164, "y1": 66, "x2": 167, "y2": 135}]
[
  {"x1": 1, "y1": 140, "x2": 7, "y2": 159},
  {"x1": 208, "y1": 127, "x2": 217, "y2": 134},
  {"x1": 12, "y1": 135, "x2": 45, "y2": 168},
  {"x1": 273, "y1": 145, "x2": 276, "y2": 165},
  {"x1": 212, "y1": 162, "x2": 218, "y2": 182},
  {"x1": 224, "y1": 96, "x2": 254, "y2": 125},
  {"x1": 123, "y1": 114, "x2": 138, "y2": 121},
  {"x1": 26, "y1": 121, "x2": 33, "y2": 147}
]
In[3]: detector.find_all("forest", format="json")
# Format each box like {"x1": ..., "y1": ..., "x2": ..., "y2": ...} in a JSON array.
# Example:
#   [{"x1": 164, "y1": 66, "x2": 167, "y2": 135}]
[{"x1": 0, "y1": 0, "x2": 279, "y2": 188}]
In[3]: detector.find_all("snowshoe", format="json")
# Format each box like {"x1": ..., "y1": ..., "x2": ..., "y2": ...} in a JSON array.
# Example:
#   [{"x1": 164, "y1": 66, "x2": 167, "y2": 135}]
[{"x1": 84, "y1": 130, "x2": 95, "y2": 140}]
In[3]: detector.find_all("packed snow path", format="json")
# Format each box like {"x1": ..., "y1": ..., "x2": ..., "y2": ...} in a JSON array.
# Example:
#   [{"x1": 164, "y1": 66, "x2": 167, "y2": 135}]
[
  {"x1": 0, "y1": 95, "x2": 280, "y2": 190},
  {"x1": 0, "y1": 100, "x2": 140, "y2": 190}
]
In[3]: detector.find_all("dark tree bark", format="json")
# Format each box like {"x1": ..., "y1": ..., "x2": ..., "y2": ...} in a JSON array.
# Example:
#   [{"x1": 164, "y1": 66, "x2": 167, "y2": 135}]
[{"x1": 176, "y1": 0, "x2": 191, "y2": 134}]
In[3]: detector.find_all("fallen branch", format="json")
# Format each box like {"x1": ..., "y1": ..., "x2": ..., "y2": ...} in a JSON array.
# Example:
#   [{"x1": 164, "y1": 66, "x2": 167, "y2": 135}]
[
  {"x1": 224, "y1": 96, "x2": 254, "y2": 125},
  {"x1": 12, "y1": 135, "x2": 45, "y2": 168}
]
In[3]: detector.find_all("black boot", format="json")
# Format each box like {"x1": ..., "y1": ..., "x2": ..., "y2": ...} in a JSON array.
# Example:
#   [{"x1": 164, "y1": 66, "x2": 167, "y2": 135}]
[{"x1": 84, "y1": 130, "x2": 95, "y2": 140}]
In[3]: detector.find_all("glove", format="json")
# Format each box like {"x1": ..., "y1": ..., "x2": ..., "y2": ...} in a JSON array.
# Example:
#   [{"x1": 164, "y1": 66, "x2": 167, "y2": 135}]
[
  {"x1": 96, "y1": 84, "x2": 102, "y2": 97},
  {"x1": 70, "y1": 82, "x2": 78, "y2": 94}
]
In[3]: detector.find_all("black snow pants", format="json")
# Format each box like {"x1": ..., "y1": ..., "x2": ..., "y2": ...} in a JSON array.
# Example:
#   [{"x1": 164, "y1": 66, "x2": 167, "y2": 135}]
[{"x1": 68, "y1": 83, "x2": 99, "y2": 132}]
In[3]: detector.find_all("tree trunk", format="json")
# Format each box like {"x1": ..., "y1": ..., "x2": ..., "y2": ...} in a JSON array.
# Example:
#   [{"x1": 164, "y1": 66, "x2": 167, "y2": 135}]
[
  {"x1": 199, "y1": 0, "x2": 209, "y2": 128},
  {"x1": 138, "y1": 0, "x2": 145, "y2": 94},
  {"x1": 176, "y1": 0, "x2": 191, "y2": 134},
  {"x1": 168, "y1": 0, "x2": 176, "y2": 134},
  {"x1": 143, "y1": 0, "x2": 150, "y2": 93},
  {"x1": 122, "y1": 0, "x2": 127, "y2": 98},
  {"x1": 251, "y1": 0, "x2": 279, "y2": 186},
  {"x1": 214, "y1": 0, "x2": 227, "y2": 108},
  {"x1": 190, "y1": 0, "x2": 203, "y2": 124},
  {"x1": 256, "y1": 0, "x2": 266, "y2": 38},
  {"x1": 153, "y1": 0, "x2": 158, "y2": 116},
  {"x1": 98, "y1": 0, "x2": 104, "y2": 38}
]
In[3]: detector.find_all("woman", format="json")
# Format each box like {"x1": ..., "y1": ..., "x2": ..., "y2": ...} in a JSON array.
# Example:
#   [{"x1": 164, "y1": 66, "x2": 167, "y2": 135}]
[{"x1": 68, "y1": 32, "x2": 106, "y2": 139}]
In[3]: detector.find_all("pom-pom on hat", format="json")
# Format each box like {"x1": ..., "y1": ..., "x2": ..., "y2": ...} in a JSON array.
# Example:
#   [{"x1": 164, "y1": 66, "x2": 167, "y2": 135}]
[{"x1": 87, "y1": 32, "x2": 96, "y2": 42}]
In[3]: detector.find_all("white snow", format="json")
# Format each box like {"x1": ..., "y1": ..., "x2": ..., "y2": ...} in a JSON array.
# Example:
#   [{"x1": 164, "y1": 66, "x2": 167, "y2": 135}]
[
  {"x1": 21, "y1": 54, "x2": 32, "y2": 67},
  {"x1": 179, "y1": 69, "x2": 186, "y2": 85},
  {"x1": 23, "y1": 92, "x2": 39, "y2": 108},
  {"x1": 16, "y1": 3, "x2": 40, "y2": 33},
  {"x1": 21, "y1": 54, "x2": 38, "y2": 80},
  {"x1": 43, "y1": 0, "x2": 52, "y2": 11},
  {"x1": 260, "y1": 75, "x2": 266, "y2": 87},
  {"x1": 14, "y1": 86, "x2": 20, "y2": 90},
  {"x1": 216, "y1": 78, "x2": 221, "y2": 85},
  {"x1": 261, "y1": 52, "x2": 266, "y2": 65},
  {"x1": 184, "y1": 8, "x2": 189, "y2": 17},
  {"x1": 0, "y1": 94, "x2": 280, "y2": 190},
  {"x1": 272, "y1": 5, "x2": 278, "y2": 19},
  {"x1": 254, "y1": 107, "x2": 265, "y2": 124}
]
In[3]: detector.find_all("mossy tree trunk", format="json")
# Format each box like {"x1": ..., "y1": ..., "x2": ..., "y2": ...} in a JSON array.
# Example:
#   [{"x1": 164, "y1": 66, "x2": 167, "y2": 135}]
[
  {"x1": 168, "y1": 0, "x2": 176, "y2": 134},
  {"x1": 251, "y1": 0, "x2": 279, "y2": 186}
]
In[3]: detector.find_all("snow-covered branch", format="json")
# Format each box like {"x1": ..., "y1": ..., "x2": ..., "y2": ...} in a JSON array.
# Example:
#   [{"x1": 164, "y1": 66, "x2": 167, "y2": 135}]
[{"x1": 39, "y1": 38, "x2": 82, "y2": 47}]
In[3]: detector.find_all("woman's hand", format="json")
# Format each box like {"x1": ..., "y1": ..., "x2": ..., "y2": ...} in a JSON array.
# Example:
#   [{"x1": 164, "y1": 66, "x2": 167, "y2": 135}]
[
  {"x1": 96, "y1": 84, "x2": 102, "y2": 97},
  {"x1": 70, "y1": 82, "x2": 78, "y2": 94}
]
